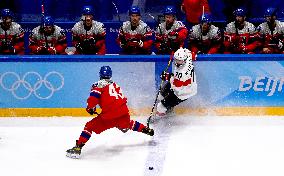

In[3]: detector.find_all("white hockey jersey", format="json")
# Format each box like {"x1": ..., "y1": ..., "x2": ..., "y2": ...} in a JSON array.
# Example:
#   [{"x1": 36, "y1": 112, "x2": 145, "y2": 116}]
[{"x1": 170, "y1": 55, "x2": 197, "y2": 100}]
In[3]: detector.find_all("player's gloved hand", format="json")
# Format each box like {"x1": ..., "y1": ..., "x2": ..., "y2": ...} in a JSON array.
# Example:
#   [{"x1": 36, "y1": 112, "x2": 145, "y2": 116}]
[
  {"x1": 120, "y1": 36, "x2": 127, "y2": 47},
  {"x1": 278, "y1": 40, "x2": 283, "y2": 49},
  {"x1": 191, "y1": 51, "x2": 197, "y2": 61},
  {"x1": 168, "y1": 31, "x2": 178, "y2": 41},
  {"x1": 239, "y1": 44, "x2": 247, "y2": 53},
  {"x1": 75, "y1": 42, "x2": 84, "y2": 53},
  {"x1": 119, "y1": 42, "x2": 125, "y2": 48},
  {"x1": 47, "y1": 47, "x2": 56, "y2": 55},
  {"x1": 86, "y1": 107, "x2": 96, "y2": 115},
  {"x1": 84, "y1": 37, "x2": 95, "y2": 44},
  {"x1": 160, "y1": 71, "x2": 172, "y2": 81},
  {"x1": 127, "y1": 41, "x2": 139, "y2": 48},
  {"x1": 231, "y1": 35, "x2": 240, "y2": 43},
  {"x1": 36, "y1": 46, "x2": 49, "y2": 54},
  {"x1": 159, "y1": 42, "x2": 169, "y2": 52},
  {"x1": 138, "y1": 40, "x2": 143, "y2": 47},
  {"x1": 262, "y1": 47, "x2": 272, "y2": 54},
  {"x1": 0, "y1": 41, "x2": 16, "y2": 54}
]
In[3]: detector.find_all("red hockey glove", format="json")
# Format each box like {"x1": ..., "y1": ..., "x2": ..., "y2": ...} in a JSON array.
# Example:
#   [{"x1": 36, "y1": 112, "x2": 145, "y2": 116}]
[
  {"x1": 168, "y1": 31, "x2": 178, "y2": 41},
  {"x1": 191, "y1": 51, "x2": 197, "y2": 61},
  {"x1": 127, "y1": 40, "x2": 140, "y2": 48},
  {"x1": 239, "y1": 44, "x2": 247, "y2": 53},
  {"x1": 86, "y1": 107, "x2": 96, "y2": 115},
  {"x1": 47, "y1": 47, "x2": 56, "y2": 55},
  {"x1": 160, "y1": 71, "x2": 172, "y2": 81}
]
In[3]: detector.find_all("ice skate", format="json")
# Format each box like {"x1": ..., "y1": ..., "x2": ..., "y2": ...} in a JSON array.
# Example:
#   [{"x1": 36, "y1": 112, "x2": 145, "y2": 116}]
[
  {"x1": 165, "y1": 107, "x2": 175, "y2": 117},
  {"x1": 66, "y1": 141, "x2": 85, "y2": 159},
  {"x1": 142, "y1": 126, "x2": 154, "y2": 136}
]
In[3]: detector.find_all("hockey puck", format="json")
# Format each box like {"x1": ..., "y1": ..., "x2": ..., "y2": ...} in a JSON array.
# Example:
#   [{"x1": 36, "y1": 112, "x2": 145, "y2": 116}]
[{"x1": 149, "y1": 166, "x2": 154, "y2": 170}]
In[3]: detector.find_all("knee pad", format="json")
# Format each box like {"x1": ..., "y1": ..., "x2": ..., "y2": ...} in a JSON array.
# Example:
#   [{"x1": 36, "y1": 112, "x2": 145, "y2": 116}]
[
  {"x1": 157, "y1": 93, "x2": 164, "y2": 101},
  {"x1": 157, "y1": 102, "x2": 167, "y2": 114}
]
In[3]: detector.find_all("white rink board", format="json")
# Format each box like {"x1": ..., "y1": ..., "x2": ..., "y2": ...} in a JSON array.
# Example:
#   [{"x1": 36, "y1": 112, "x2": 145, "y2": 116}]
[{"x1": 1, "y1": 116, "x2": 284, "y2": 176}]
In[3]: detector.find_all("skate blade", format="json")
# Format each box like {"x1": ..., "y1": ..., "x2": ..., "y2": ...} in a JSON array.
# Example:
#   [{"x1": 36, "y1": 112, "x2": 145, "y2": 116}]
[{"x1": 66, "y1": 152, "x2": 81, "y2": 159}]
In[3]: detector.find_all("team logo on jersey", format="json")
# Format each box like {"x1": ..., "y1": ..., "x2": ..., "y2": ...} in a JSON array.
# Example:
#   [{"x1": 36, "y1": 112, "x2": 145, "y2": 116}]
[{"x1": 0, "y1": 71, "x2": 64, "y2": 100}]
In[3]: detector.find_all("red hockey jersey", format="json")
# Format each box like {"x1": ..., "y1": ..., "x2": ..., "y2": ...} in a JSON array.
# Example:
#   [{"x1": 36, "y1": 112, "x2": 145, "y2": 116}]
[{"x1": 87, "y1": 80, "x2": 129, "y2": 120}]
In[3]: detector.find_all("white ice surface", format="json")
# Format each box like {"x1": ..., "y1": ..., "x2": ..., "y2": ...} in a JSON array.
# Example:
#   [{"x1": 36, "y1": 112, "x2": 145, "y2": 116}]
[{"x1": 1, "y1": 116, "x2": 284, "y2": 176}]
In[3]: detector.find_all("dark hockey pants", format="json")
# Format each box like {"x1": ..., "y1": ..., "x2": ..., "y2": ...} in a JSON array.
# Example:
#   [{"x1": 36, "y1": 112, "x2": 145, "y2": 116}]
[{"x1": 160, "y1": 81, "x2": 186, "y2": 109}]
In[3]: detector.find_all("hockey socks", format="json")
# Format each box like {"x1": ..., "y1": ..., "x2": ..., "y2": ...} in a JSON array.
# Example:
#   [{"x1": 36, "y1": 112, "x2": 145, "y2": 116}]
[
  {"x1": 129, "y1": 120, "x2": 145, "y2": 132},
  {"x1": 77, "y1": 129, "x2": 92, "y2": 145},
  {"x1": 129, "y1": 120, "x2": 154, "y2": 136}
]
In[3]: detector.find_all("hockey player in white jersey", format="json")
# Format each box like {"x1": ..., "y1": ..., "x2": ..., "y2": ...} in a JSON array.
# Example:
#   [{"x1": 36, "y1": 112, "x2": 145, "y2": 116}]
[{"x1": 156, "y1": 47, "x2": 197, "y2": 117}]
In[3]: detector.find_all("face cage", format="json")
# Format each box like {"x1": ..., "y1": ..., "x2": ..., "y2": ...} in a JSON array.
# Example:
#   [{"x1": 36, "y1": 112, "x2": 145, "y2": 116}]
[{"x1": 174, "y1": 58, "x2": 186, "y2": 67}]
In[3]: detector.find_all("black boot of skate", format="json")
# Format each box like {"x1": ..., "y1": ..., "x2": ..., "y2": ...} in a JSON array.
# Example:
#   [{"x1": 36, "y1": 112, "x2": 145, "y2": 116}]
[
  {"x1": 142, "y1": 127, "x2": 154, "y2": 136},
  {"x1": 66, "y1": 140, "x2": 85, "y2": 159}
]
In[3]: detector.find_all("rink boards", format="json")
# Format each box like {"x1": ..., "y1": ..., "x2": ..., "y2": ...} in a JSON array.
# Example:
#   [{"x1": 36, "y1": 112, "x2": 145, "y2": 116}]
[{"x1": 0, "y1": 54, "x2": 283, "y2": 117}]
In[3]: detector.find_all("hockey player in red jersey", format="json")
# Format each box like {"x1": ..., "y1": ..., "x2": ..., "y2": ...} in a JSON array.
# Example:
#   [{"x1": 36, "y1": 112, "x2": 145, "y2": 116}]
[
  {"x1": 189, "y1": 13, "x2": 222, "y2": 54},
  {"x1": 0, "y1": 9, "x2": 24, "y2": 55},
  {"x1": 66, "y1": 66, "x2": 154, "y2": 159},
  {"x1": 257, "y1": 8, "x2": 284, "y2": 54},
  {"x1": 155, "y1": 6, "x2": 188, "y2": 54},
  {"x1": 72, "y1": 6, "x2": 106, "y2": 55},
  {"x1": 116, "y1": 6, "x2": 153, "y2": 55},
  {"x1": 29, "y1": 16, "x2": 67, "y2": 55},
  {"x1": 223, "y1": 8, "x2": 259, "y2": 54},
  {"x1": 156, "y1": 48, "x2": 197, "y2": 117}
]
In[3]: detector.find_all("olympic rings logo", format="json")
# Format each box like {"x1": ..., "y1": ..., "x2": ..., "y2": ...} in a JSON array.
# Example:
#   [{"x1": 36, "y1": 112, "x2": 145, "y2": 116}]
[{"x1": 0, "y1": 71, "x2": 64, "y2": 100}]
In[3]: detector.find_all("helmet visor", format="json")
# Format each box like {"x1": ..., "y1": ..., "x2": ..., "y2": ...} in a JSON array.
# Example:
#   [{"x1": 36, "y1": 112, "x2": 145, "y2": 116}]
[{"x1": 174, "y1": 58, "x2": 186, "y2": 67}]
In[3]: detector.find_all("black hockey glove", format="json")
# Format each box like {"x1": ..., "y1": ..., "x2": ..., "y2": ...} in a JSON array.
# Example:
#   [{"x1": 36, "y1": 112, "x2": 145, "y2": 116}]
[
  {"x1": 0, "y1": 41, "x2": 16, "y2": 54},
  {"x1": 120, "y1": 36, "x2": 127, "y2": 48},
  {"x1": 86, "y1": 107, "x2": 96, "y2": 115},
  {"x1": 75, "y1": 42, "x2": 83, "y2": 51},
  {"x1": 36, "y1": 46, "x2": 50, "y2": 55},
  {"x1": 159, "y1": 42, "x2": 170, "y2": 53},
  {"x1": 160, "y1": 71, "x2": 172, "y2": 81}
]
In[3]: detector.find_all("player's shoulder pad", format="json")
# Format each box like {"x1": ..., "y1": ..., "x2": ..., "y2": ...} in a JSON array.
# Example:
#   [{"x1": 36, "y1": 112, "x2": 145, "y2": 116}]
[
  {"x1": 225, "y1": 22, "x2": 235, "y2": 33},
  {"x1": 277, "y1": 20, "x2": 284, "y2": 31},
  {"x1": 32, "y1": 26, "x2": 41, "y2": 33},
  {"x1": 123, "y1": 21, "x2": 130, "y2": 28},
  {"x1": 94, "y1": 21, "x2": 104, "y2": 28},
  {"x1": 11, "y1": 22, "x2": 21, "y2": 29},
  {"x1": 210, "y1": 25, "x2": 220, "y2": 35},
  {"x1": 256, "y1": 23, "x2": 262, "y2": 31},
  {"x1": 246, "y1": 22, "x2": 256, "y2": 31},
  {"x1": 175, "y1": 21, "x2": 185, "y2": 27},
  {"x1": 53, "y1": 25, "x2": 65, "y2": 35},
  {"x1": 93, "y1": 79, "x2": 113, "y2": 88},
  {"x1": 191, "y1": 24, "x2": 200, "y2": 32}
]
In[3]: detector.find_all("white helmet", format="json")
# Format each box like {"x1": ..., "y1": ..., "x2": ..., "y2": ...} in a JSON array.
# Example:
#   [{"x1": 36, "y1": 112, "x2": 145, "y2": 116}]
[{"x1": 173, "y1": 48, "x2": 192, "y2": 67}]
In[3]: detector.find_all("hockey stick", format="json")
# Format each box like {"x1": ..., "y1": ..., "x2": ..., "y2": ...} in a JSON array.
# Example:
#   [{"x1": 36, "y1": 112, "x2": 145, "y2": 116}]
[
  {"x1": 41, "y1": 0, "x2": 49, "y2": 49},
  {"x1": 148, "y1": 13, "x2": 162, "y2": 34},
  {"x1": 147, "y1": 52, "x2": 174, "y2": 127},
  {"x1": 112, "y1": 1, "x2": 121, "y2": 24},
  {"x1": 112, "y1": 1, "x2": 128, "y2": 47},
  {"x1": 200, "y1": 6, "x2": 205, "y2": 53}
]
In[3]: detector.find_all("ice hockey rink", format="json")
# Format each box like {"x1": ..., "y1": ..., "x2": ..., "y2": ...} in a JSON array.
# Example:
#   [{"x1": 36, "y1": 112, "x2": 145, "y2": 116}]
[{"x1": 1, "y1": 115, "x2": 284, "y2": 176}]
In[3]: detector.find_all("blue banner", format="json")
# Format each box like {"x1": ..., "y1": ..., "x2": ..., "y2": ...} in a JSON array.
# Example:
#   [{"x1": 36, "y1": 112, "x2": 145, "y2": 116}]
[
  {"x1": 186, "y1": 61, "x2": 284, "y2": 108},
  {"x1": 0, "y1": 62, "x2": 156, "y2": 108},
  {"x1": 0, "y1": 55, "x2": 283, "y2": 110}
]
